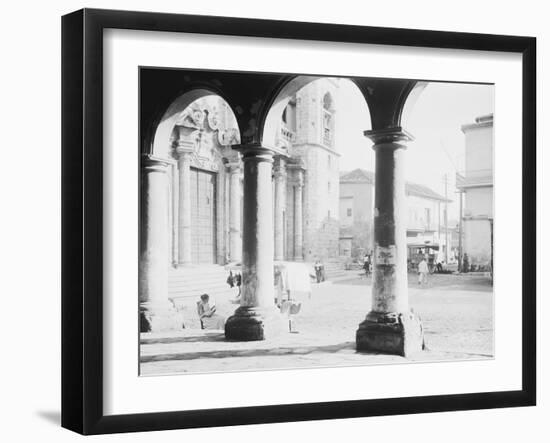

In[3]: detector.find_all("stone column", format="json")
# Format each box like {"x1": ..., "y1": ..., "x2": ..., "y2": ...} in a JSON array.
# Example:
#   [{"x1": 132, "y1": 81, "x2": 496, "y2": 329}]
[
  {"x1": 170, "y1": 163, "x2": 179, "y2": 267},
  {"x1": 139, "y1": 156, "x2": 179, "y2": 332},
  {"x1": 356, "y1": 128, "x2": 423, "y2": 357},
  {"x1": 227, "y1": 161, "x2": 242, "y2": 263},
  {"x1": 273, "y1": 157, "x2": 287, "y2": 261},
  {"x1": 225, "y1": 144, "x2": 285, "y2": 341},
  {"x1": 176, "y1": 143, "x2": 193, "y2": 266},
  {"x1": 292, "y1": 167, "x2": 304, "y2": 262}
]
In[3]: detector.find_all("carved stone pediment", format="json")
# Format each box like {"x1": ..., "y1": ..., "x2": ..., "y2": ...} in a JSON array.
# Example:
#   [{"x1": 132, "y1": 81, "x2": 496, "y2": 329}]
[{"x1": 172, "y1": 101, "x2": 242, "y2": 172}]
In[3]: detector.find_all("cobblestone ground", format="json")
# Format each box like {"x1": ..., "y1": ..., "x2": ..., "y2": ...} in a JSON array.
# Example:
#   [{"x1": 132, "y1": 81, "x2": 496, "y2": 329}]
[{"x1": 140, "y1": 272, "x2": 493, "y2": 376}]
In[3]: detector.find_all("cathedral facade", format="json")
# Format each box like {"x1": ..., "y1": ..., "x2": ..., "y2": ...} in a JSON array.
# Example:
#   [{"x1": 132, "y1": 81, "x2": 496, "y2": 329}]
[{"x1": 165, "y1": 79, "x2": 341, "y2": 270}]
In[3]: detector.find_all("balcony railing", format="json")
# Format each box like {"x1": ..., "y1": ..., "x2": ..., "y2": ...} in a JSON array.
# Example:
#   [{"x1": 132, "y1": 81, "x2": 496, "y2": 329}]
[{"x1": 280, "y1": 126, "x2": 296, "y2": 143}]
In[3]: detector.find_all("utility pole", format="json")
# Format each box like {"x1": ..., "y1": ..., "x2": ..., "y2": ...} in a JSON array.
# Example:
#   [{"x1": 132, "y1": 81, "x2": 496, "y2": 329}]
[
  {"x1": 458, "y1": 190, "x2": 463, "y2": 272},
  {"x1": 438, "y1": 201, "x2": 441, "y2": 252},
  {"x1": 444, "y1": 173, "x2": 449, "y2": 263}
]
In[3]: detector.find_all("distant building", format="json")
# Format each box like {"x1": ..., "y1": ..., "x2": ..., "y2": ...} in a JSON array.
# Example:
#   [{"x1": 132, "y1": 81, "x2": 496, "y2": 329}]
[
  {"x1": 339, "y1": 169, "x2": 451, "y2": 262},
  {"x1": 457, "y1": 114, "x2": 494, "y2": 271}
]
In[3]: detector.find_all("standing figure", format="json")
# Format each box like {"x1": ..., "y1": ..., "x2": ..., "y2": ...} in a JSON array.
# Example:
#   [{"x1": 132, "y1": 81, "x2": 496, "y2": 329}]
[
  {"x1": 226, "y1": 270, "x2": 235, "y2": 288},
  {"x1": 235, "y1": 272, "x2": 242, "y2": 297},
  {"x1": 363, "y1": 254, "x2": 371, "y2": 277},
  {"x1": 314, "y1": 259, "x2": 323, "y2": 283},
  {"x1": 462, "y1": 253, "x2": 470, "y2": 273},
  {"x1": 418, "y1": 257, "x2": 429, "y2": 285}
]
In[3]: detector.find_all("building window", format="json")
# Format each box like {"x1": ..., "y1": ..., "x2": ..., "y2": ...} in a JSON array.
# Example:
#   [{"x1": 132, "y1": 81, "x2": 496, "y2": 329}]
[
  {"x1": 323, "y1": 92, "x2": 333, "y2": 110},
  {"x1": 425, "y1": 208, "x2": 431, "y2": 229},
  {"x1": 322, "y1": 92, "x2": 333, "y2": 146},
  {"x1": 347, "y1": 208, "x2": 352, "y2": 217},
  {"x1": 328, "y1": 181, "x2": 331, "y2": 193},
  {"x1": 323, "y1": 111, "x2": 332, "y2": 145}
]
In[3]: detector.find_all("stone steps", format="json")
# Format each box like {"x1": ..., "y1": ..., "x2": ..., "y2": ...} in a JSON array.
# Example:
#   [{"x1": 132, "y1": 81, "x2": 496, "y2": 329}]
[
  {"x1": 168, "y1": 265, "x2": 240, "y2": 329},
  {"x1": 323, "y1": 260, "x2": 346, "y2": 279}
]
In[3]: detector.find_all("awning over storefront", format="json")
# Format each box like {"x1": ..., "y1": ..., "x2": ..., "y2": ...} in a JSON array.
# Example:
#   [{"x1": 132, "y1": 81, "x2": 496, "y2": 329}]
[{"x1": 407, "y1": 243, "x2": 440, "y2": 250}]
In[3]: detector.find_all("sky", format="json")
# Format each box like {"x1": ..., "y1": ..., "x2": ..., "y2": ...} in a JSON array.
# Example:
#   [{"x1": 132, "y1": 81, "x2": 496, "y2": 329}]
[
  {"x1": 334, "y1": 79, "x2": 494, "y2": 220},
  {"x1": 187, "y1": 78, "x2": 494, "y2": 221}
]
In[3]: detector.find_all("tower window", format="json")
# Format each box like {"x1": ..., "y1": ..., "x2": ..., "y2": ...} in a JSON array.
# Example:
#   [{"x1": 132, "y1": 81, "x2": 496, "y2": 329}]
[{"x1": 323, "y1": 92, "x2": 333, "y2": 111}]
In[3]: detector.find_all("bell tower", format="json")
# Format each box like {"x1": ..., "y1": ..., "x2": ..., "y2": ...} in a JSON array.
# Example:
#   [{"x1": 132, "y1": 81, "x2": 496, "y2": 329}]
[{"x1": 290, "y1": 79, "x2": 341, "y2": 262}]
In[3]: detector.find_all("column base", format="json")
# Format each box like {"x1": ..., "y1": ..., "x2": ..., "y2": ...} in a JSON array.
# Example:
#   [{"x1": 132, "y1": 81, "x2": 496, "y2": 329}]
[
  {"x1": 140, "y1": 301, "x2": 182, "y2": 333},
  {"x1": 225, "y1": 306, "x2": 286, "y2": 341},
  {"x1": 356, "y1": 311, "x2": 424, "y2": 357}
]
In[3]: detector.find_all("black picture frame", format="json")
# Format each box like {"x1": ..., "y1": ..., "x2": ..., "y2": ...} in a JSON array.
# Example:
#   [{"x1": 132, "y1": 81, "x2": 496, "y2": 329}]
[{"x1": 61, "y1": 8, "x2": 536, "y2": 435}]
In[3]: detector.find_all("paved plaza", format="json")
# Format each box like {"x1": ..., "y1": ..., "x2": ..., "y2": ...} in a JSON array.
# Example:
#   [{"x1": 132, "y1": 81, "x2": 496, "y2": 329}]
[{"x1": 140, "y1": 273, "x2": 493, "y2": 376}]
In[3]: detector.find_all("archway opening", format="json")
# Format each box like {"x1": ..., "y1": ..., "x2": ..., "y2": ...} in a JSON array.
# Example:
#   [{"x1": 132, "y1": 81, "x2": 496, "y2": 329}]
[
  {"x1": 402, "y1": 81, "x2": 494, "y2": 272},
  {"x1": 262, "y1": 76, "x2": 373, "y2": 269}
]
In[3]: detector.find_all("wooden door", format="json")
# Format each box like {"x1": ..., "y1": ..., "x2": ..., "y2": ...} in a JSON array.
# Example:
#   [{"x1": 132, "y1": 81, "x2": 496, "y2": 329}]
[{"x1": 190, "y1": 168, "x2": 217, "y2": 264}]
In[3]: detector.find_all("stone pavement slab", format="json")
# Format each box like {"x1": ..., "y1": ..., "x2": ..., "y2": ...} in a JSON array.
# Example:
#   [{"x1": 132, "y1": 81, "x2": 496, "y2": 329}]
[{"x1": 140, "y1": 275, "x2": 494, "y2": 376}]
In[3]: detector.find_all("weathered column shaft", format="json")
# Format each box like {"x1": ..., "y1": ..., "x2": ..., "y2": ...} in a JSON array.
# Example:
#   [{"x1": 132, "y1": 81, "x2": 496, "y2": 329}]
[
  {"x1": 293, "y1": 173, "x2": 304, "y2": 262},
  {"x1": 356, "y1": 128, "x2": 423, "y2": 357},
  {"x1": 139, "y1": 156, "x2": 178, "y2": 332},
  {"x1": 274, "y1": 158, "x2": 286, "y2": 261},
  {"x1": 228, "y1": 163, "x2": 242, "y2": 262},
  {"x1": 177, "y1": 148, "x2": 192, "y2": 265},
  {"x1": 170, "y1": 163, "x2": 179, "y2": 266},
  {"x1": 240, "y1": 152, "x2": 275, "y2": 308},
  {"x1": 225, "y1": 145, "x2": 284, "y2": 341},
  {"x1": 372, "y1": 143, "x2": 408, "y2": 313}
]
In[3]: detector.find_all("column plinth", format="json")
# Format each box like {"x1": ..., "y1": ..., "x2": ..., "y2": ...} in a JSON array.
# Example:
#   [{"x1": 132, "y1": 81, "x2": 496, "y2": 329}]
[
  {"x1": 139, "y1": 156, "x2": 180, "y2": 332},
  {"x1": 225, "y1": 145, "x2": 285, "y2": 341},
  {"x1": 356, "y1": 128, "x2": 424, "y2": 356}
]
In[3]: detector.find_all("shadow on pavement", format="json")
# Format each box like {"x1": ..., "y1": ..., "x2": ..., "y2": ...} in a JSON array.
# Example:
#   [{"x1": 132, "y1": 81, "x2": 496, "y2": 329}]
[
  {"x1": 141, "y1": 332, "x2": 226, "y2": 345},
  {"x1": 141, "y1": 341, "x2": 358, "y2": 363}
]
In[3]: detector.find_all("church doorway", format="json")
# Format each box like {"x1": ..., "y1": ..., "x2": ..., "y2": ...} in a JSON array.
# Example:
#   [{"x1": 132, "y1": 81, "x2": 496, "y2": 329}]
[{"x1": 190, "y1": 167, "x2": 217, "y2": 264}]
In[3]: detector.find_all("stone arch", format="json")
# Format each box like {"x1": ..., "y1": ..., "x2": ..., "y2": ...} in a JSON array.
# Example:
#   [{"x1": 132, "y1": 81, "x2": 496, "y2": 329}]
[
  {"x1": 150, "y1": 88, "x2": 242, "y2": 159},
  {"x1": 400, "y1": 81, "x2": 429, "y2": 128},
  {"x1": 260, "y1": 75, "x2": 382, "y2": 149},
  {"x1": 261, "y1": 76, "x2": 322, "y2": 149}
]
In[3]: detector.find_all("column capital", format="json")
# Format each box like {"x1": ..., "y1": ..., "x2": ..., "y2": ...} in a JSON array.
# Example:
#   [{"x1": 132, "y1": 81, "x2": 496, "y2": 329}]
[
  {"x1": 232, "y1": 143, "x2": 287, "y2": 161},
  {"x1": 287, "y1": 160, "x2": 305, "y2": 187},
  {"x1": 174, "y1": 140, "x2": 195, "y2": 159},
  {"x1": 141, "y1": 155, "x2": 171, "y2": 173},
  {"x1": 273, "y1": 156, "x2": 287, "y2": 179},
  {"x1": 226, "y1": 162, "x2": 242, "y2": 174},
  {"x1": 364, "y1": 127, "x2": 414, "y2": 147}
]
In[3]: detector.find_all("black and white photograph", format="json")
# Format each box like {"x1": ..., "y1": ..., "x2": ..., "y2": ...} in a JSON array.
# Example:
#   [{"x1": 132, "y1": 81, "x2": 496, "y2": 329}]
[
  {"x1": 1, "y1": 0, "x2": 544, "y2": 441},
  {"x1": 138, "y1": 68, "x2": 495, "y2": 376}
]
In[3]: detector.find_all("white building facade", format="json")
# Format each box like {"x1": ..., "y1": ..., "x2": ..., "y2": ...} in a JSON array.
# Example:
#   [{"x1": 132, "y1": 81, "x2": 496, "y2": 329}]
[{"x1": 457, "y1": 114, "x2": 494, "y2": 271}]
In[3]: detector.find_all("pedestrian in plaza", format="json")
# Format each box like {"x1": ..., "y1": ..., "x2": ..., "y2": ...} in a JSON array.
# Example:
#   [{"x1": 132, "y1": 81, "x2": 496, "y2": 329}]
[
  {"x1": 418, "y1": 256, "x2": 429, "y2": 284},
  {"x1": 363, "y1": 254, "x2": 371, "y2": 277},
  {"x1": 314, "y1": 259, "x2": 323, "y2": 283},
  {"x1": 462, "y1": 253, "x2": 470, "y2": 273},
  {"x1": 226, "y1": 270, "x2": 234, "y2": 288},
  {"x1": 235, "y1": 272, "x2": 242, "y2": 297}
]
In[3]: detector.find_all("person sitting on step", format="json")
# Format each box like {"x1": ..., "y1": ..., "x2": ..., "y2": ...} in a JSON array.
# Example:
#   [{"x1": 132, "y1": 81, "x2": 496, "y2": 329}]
[{"x1": 196, "y1": 293, "x2": 225, "y2": 330}]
